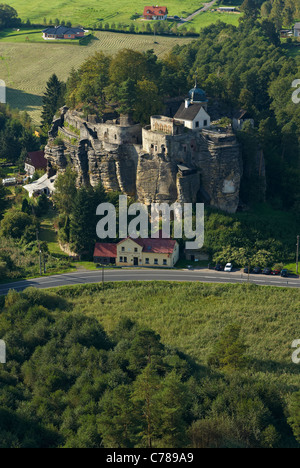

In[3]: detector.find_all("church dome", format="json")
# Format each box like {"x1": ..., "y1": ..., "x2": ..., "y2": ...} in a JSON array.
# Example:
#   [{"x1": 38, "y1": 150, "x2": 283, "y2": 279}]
[{"x1": 189, "y1": 86, "x2": 207, "y2": 103}]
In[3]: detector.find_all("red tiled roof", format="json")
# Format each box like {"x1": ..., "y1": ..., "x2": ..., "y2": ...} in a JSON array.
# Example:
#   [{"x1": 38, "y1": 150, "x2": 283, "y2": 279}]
[
  {"x1": 27, "y1": 151, "x2": 47, "y2": 170},
  {"x1": 118, "y1": 237, "x2": 177, "y2": 254},
  {"x1": 94, "y1": 243, "x2": 117, "y2": 258},
  {"x1": 143, "y1": 6, "x2": 168, "y2": 16}
]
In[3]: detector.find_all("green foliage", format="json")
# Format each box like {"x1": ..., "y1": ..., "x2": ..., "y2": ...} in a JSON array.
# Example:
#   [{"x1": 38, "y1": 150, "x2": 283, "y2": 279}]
[
  {"x1": 0, "y1": 180, "x2": 7, "y2": 219},
  {"x1": 288, "y1": 392, "x2": 300, "y2": 443},
  {"x1": 41, "y1": 74, "x2": 66, "y2": 131},
  {"x1": 53, "y1": 167, "x2": 77, "y2": 218},
  {"x1": 207, "y1": 323, "x2": 248, "y2": 371},
  {"x1": 0, "y1": 4, "x2": 21, "y2": 29},
  {"x1": 0, "y1": 105, "x2": 40, "y2": 163},
  {"x1": 0, "y1": 209, "x2": 37, "y2": 242},
  {"x1": 0, "y1": 285, "x2": 298, "y2": 448}
]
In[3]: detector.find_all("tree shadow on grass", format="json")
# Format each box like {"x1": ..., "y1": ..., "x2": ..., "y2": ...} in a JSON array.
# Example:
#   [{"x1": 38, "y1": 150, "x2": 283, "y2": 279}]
[{"x1": 6, "y1": 87, "x2": 43, "y2": 114}]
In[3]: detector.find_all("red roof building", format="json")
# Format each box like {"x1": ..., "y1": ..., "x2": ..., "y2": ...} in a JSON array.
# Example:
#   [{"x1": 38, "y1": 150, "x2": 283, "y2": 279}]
[
  {"x1": 94, "y1": 236, "x2": 179, "y2": 267},
  {"x1": 143, "y1": 6, "x2": 168, "y2": 20},
  {"x1": 25, "y1": 151, "x2": 47, "y2": 176},
  {"x1": 93, "y1": 243, "x2": 117, "y2": 264}
]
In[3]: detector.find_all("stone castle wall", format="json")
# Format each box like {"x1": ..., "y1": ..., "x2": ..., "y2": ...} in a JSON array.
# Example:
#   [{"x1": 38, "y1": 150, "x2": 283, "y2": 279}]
[{"x1": 44, "y1": 107, "x2": 244, "y2": 213}]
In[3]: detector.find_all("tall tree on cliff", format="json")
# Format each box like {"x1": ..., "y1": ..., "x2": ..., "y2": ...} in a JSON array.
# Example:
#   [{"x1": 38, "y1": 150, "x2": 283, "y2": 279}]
[{"x1": 41, "y1": 74, "x2": 65, "y2": 132}]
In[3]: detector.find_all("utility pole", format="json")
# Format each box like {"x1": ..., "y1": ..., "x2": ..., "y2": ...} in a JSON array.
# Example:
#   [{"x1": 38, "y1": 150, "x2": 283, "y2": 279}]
[
  {"x1": 36, "y1": 229, "x2": 42, "y2": 276},
  {"x1": 296, "y1": 235, "x2": 299, "y2": 275}
]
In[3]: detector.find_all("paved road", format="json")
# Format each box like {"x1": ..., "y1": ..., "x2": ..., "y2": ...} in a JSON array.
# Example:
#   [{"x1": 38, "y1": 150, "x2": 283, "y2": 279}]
[
  {"x1": 179, "y1": 0, "x2": 217, "y2": 23},
  {"x1": 0, "y1": 269, "x2": 299, "y2": 295}
]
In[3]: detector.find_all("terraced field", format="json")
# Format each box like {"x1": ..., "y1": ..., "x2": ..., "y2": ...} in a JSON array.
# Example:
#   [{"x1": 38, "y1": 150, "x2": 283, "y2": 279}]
[{"x1": 0, "y1": 31, "x2": 195, "y2": 124}]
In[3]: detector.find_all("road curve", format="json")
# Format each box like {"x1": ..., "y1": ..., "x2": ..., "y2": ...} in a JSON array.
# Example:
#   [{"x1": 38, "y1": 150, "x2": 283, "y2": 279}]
[{"x1": 0, "y1": 269, "x2": 299, "y2": 295}]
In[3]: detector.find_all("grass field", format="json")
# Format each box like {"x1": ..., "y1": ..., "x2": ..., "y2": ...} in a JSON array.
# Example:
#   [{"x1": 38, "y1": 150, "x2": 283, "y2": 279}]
[
  {"x1": 183, "y1": 10, "x2": 240, "y2": 30},
  {"x1": 7, "y1": 0, "x2": 206, "y2": 27},
  {"x1": 55, "y1": 281, "x2": 300, "y2": 389},
  {"x1": 0, "y1": 30, "x2": 195, "y2": 124}
]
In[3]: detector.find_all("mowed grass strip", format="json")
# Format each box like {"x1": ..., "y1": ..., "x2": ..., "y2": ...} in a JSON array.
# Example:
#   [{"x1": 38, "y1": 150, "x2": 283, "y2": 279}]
[
  {"x1": 0, "y1": 31, "x2": 195, "y2": 124},
  {"x1": 54, "y1": 281, "x2": 300, "y2": 388}
]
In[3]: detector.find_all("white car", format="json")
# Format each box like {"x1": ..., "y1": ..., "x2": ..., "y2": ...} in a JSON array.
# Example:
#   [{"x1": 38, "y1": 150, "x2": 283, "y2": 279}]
[{"x1": 224, "y1": 263, "x2": 233, "y2": 272}]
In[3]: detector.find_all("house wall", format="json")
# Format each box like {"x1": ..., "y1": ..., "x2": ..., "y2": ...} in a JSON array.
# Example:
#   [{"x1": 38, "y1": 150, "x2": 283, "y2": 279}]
[
  {"x1": 294, "y1": 28, "x2": 300, "y2": 37},
  {"x1": 25, "y1": 163, "x2": 35, "y2": 176},
  {"x1": 117, "y1": 239, "x2": 144, "y2": 267},
  {"x1": 115, "y1": 238, "x2": 179, "y2": 267}
]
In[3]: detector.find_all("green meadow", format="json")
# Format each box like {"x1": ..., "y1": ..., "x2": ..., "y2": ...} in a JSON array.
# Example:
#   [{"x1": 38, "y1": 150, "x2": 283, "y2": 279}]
[
  {"x1": 5, "y1": 0, "x2": 204, "y2": 26},
  {"x1": 53, "y1": 281, "x2": 300, "y2": 389}
]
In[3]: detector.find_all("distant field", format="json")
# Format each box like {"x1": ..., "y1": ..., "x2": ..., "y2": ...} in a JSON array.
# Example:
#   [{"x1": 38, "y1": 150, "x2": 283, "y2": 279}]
[
  {"x1": 0, "y1": 30, "x2": 195, "y2": 124},
  {"x1": 4, "y1": 0, "x2": 205, "y2": 26}
]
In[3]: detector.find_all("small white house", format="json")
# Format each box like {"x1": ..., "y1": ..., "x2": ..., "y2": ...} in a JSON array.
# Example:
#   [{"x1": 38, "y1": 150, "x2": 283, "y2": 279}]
[
  {"x1": 294, "y1": 23, "x2": 300, "y2": 37},
  {"x1": 174, "y1": 100, "x2": 211, "y2": 130}
]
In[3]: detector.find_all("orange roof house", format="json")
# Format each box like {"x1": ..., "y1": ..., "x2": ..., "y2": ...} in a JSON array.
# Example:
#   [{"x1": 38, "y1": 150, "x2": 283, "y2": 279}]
[{"x1": 143, "y1": 6, "x2": 168, "y2": 20}]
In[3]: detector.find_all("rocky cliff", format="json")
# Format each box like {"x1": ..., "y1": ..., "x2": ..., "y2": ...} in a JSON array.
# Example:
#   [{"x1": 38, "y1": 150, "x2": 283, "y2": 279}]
[{"x1": 44, "y1": 107, "x2": 243, "y2": 213}]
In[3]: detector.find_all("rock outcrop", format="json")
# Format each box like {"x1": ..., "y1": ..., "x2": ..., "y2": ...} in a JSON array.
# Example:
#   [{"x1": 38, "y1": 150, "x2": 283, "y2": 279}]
[{"x1": 44, "y1": 107, "x2": 243, "y2": 213}]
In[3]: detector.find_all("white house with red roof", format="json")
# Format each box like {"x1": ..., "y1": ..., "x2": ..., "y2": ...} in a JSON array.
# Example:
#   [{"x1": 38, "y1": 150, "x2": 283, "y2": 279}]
[
  {"x1": 143, "y1": 6, "x2": 168, "y2": 20},
  {"x1": 94, "y1": 236, "x2": 179, "y2": 267}
]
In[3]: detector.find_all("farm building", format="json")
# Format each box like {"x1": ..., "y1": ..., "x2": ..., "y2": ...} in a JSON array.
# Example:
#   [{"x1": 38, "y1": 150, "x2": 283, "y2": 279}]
[
  {"x1": 42, "y1": 26, "x2": 85, "y2": 40},
  {"x1": 143, "y1": 6, "x2": 168, "y2": 20}
]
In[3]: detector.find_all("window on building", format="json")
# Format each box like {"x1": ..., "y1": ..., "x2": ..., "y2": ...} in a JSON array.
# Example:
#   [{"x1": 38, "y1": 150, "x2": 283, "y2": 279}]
[
  {"x1": 163, "y1": 259, "x2": 167, "y2": 265},
  {"x1": 124, "y1": 257, "x2": 127, "y2": 263},
  {"x1": 122, "y1": 247, "x2": 125, "y2": 252},
  {"x1": 204, "y1": 120, "x2": 208, "y2": 126},
  {"x1": 134, "y1": 248, "x2": 138, "y2": 252},
  {"x1": 195, "y1": 121, "x2": 199, "y2": 128},
  {"x1": 154, "y1": 259, "x2": 158, "y2": 265},
  {"x1": 120, "y1": 256, "x2": 123, "y2": 262},
  {"x1": 145, "y1": 258, "x2": 150, "y2": 264},
  {"x1": 155, "y1": 146, "x2": 157, "y2": 152}
]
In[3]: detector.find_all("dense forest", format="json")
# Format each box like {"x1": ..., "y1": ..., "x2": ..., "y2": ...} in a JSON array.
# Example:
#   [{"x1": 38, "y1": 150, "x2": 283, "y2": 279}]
[{"x1": 0, "y1": 286, "x2": 299, "y2": 448}]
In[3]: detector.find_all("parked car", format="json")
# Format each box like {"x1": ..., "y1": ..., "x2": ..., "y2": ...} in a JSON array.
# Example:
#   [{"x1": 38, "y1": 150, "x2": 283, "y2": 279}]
[
  {"x1": 215, "y1": 264, "x2": 224, "y2": 271},
  {"x1": 244, "y1": 266, "x2": 252, "y2": 274},
  {"x1": 224, "y1": 263, "x2": 233, "y2": 272},
  {"x1": 262, "y1": 267, "x2": 272, "y2": 275},
  {"x1": 280, "y1": 269, "x2": 289, "y2": 277},
  {"x1": 271, "y1": 269, "x2": 281, "y2": 275},
  {"x1": 253, "y1": 266, "x2": 262, "y2": 274}
]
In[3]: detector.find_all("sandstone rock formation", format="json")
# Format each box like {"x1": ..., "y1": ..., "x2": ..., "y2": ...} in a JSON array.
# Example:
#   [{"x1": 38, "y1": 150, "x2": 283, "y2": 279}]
[{"x1": 44, "y1": 107, "x2": 243, "y2": 213}]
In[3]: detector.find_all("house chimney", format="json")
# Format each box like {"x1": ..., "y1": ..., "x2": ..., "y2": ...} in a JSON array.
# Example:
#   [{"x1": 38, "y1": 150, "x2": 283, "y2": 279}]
[{"x1": 185, "y1": 98, "x2": 190, "y2": 109}]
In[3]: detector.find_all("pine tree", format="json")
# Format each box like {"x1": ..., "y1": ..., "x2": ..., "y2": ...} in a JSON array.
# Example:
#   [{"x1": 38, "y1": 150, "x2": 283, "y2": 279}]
[
  {"x1": 41, "y1": 74, "x2": 65, "y2": 130},
  {"x1": 69, "y1": 186, "x2": 97, "y2": 255}
]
